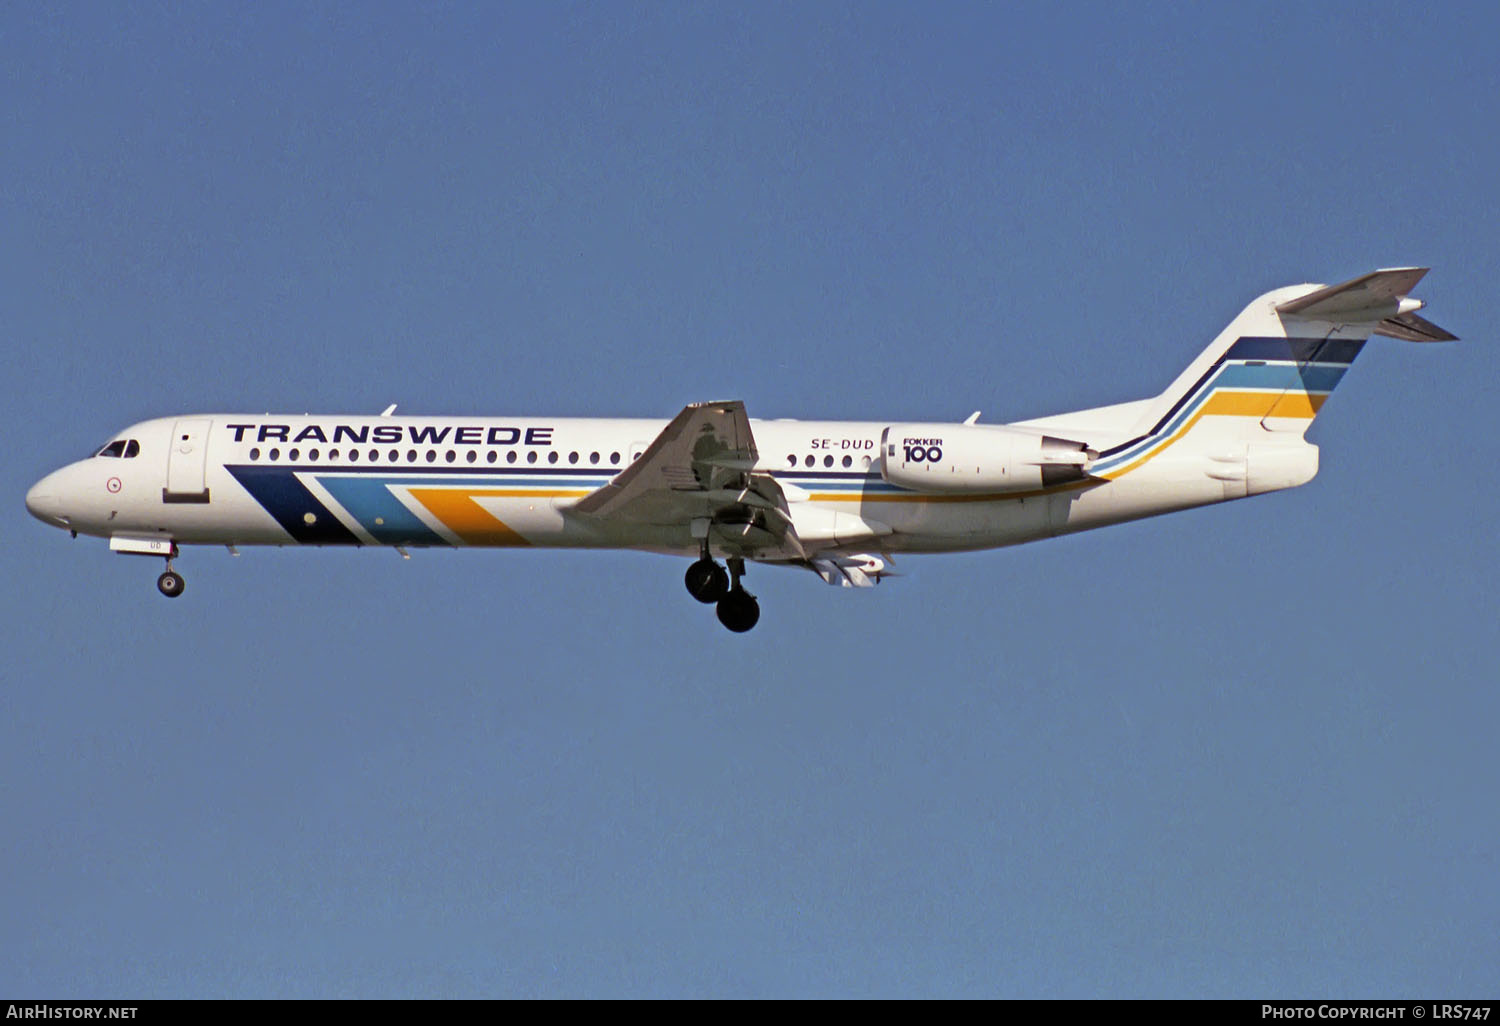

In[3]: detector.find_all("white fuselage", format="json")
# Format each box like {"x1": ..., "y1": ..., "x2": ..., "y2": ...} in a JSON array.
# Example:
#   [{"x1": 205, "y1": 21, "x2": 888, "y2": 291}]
[{"x1": 24, "y1": 411, "x2": 1251, "y2": 561}]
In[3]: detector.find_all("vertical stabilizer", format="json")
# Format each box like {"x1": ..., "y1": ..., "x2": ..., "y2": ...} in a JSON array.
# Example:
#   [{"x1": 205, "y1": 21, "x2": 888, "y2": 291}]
[{"x1": 1090, "y1": 268, "x2": 1452, "y2": 482}]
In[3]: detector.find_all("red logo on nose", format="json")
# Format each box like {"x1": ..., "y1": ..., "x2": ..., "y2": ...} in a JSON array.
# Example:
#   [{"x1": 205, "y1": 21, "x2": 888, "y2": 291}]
[{"x1": 106, "y1": 477, "x2": 122, "y2": 494}]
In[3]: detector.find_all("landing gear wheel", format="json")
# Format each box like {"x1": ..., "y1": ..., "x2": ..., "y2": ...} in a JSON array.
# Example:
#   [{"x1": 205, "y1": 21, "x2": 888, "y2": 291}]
[
  {"x1": 716, "y1": 588, "x2": 760, "y2": 633},
  {"x1": 157, "y1": 570, "x2": 185, "y2": 598},
  {"x1": 684, "y1": 558, "x2": 730, "y2": 604}
]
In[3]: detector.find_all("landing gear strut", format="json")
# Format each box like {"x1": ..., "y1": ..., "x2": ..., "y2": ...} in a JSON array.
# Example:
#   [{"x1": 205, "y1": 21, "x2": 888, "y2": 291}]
[
  {"x1": 715, "y1": 557, "x2": 759, "y2": 633},
  {"x1": 157, "y1": 557, "x2": 185, "y2": 598}
]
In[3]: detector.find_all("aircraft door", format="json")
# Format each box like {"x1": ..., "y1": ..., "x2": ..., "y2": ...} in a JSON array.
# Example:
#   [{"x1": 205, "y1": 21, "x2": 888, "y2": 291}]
[{"x1": 164, "y1": 418, "x2": 212, "y2": 503}]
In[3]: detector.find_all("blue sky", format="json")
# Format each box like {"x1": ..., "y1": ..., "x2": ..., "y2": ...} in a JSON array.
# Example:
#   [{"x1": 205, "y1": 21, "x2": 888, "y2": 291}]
[{"x1": 4, "y1": 1, "x2": 1497, "y2": 998}]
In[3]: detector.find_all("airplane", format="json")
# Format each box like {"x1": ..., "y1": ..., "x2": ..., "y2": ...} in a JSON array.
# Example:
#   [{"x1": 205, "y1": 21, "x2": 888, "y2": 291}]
[{"x1": 25, "y1": 268, "x2": 1456, "y2": 632}]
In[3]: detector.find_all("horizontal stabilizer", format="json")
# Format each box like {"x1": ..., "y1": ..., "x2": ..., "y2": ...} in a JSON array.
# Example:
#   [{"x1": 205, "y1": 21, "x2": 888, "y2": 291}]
[
  {"x1": 1374, "y1": 310, "x2": 1459, "y2": 342},
  {"x1": 1275, "y1": 267, "x2": 1430, "y2": 319}
]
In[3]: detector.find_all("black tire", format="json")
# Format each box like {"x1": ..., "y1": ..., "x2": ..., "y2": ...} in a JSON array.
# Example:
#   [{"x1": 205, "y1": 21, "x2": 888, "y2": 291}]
[
  {"x1": 157, "y1": 571, "x2": 185, "y2": 598},
  {"x1": 716, "y1": 589, "x2": 760, "y2": 633},
  {"x1": 684, "y1": 558, "x2": 729, "y2": 604}
]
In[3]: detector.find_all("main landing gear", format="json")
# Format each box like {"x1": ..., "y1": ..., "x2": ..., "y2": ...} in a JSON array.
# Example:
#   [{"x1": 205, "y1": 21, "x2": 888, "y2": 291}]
[{"x1": 684, "y1": 550, "x2": 759, "y2": 632}]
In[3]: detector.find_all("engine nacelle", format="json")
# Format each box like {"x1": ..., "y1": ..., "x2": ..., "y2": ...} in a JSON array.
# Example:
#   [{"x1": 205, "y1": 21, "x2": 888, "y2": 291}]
[{"x1": 880, "y1": 423, "x2": 1095, "y2": 493}]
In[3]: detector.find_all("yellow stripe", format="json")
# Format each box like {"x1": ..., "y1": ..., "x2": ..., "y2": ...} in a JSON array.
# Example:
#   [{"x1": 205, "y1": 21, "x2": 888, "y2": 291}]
[
  {"x1": 1262, "y1": 390, "x2": 1326, "y2": 420},
  {"x1": 407, "y1": 488, "x2": 538, "y2": 546},
  {"x1": 1202, "y1": 390, "x2": 1325, "y2": 419},
  {"x1": 1099, "y1": 389, "x2": 1325, "y2": 481}
]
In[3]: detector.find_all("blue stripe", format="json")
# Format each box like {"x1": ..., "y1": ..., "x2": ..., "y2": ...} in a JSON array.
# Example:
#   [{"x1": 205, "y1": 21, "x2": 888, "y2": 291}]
[
  {"x1": 231, "y1": 463, "x2": 624, "y2": 478},
  {"x1": 1227, "y1": 336, "x2": 1365, "y2": 364},
  {"x1": 313, "y1": 474, "x2": 615, "y2": 489},
  {"x1": 226, "y1": 466, "x2": 362, "y2": 545},
  {"x1": 776, "y1": 470, "x2": 878, "y2": 480},
  {"x1": 316, "y1": 476, "x2": 445, "y2": 545}
]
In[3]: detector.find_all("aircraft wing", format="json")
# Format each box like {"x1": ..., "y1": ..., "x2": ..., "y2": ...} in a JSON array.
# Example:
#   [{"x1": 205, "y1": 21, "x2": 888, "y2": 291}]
[{"x1": 573, "y1": 401, "x2": 800, "y2": 554}]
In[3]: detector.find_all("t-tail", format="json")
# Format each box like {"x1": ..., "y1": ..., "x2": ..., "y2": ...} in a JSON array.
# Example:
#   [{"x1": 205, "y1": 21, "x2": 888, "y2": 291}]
[{"x1": 1087, "y1": 267, "x2": 1456, "y2": 492}]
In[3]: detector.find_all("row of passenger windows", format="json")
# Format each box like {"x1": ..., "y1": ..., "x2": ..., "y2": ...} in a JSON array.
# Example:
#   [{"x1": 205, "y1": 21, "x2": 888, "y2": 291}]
[
  {"x1": 243, "y1": 445, "x2": 874, "y2": 471},
  {"x1": 788, "y1": 453, "x2": 872, "y2": 469},
  {"x1": 99, "y1": 437, "x2": 873, "y2": 471},
  {"x1": 247, "y1": 447, "x2": 631, "y2": 466},
  {"x1": 94, "y1": 439, "x2": 141, "y2": 458}
]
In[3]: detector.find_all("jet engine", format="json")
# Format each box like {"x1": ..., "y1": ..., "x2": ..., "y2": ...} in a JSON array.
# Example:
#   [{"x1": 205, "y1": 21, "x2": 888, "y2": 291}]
[{"x1": 879, "y1": 424, "x2": 1095, "y2": 493}]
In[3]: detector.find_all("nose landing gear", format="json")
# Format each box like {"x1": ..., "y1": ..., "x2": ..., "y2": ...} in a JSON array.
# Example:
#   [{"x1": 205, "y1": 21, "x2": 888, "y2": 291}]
[
  {"x1": 157, "y1": 559, "x2": 185, "y2": 598},
  {"x1": 109, "y1": 536, "x2": 186, "y2": 598}
]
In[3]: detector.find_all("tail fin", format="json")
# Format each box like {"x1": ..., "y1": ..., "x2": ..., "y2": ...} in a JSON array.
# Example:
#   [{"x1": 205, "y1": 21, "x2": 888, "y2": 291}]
[{"x1": 1090, "y1": 268, "x2": 1454, "y2": 480}]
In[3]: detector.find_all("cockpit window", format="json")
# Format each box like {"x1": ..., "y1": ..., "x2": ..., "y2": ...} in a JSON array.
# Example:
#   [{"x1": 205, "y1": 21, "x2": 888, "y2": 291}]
[{"x1": 94, "y1": 439, "x2": 141, "y2": 458}]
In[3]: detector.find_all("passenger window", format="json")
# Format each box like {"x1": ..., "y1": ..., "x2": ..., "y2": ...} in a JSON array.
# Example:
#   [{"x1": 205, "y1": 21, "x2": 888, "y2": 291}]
[
  {"x1": 548, "y1": 451, "x2": 559, "y2": 464},
  {"x1": 842, "y1": 455, "x2": 852, "y2": 468},
  {"x1": 527, "y1": 451, "x2": 538, "y2": 464},
  {"x1": 444, "y1": 450, "x2": 456, "y2": 463},
  {"x1": 786, "y1": 454, "x2": 796, "y2": 467},
  {"x1": 568, "y1": 451, "x2": 579, "y2": 464},
  {"x1": 466, "y1": 451, "x2": 477, "y2": 464},
  {"x1": 407, "y1": 450, "x2": 417, "y2": 463},
  {"x1": 308, "y1": 449, "x2": 320, "y2": 461},
  {"x1": 610, "y1": 452, "x2": 620, "y2": 465},
  {"x1": 589, "y1": 452, "x2": 600, "y2": 465},
  {"x1": 289, "y1": 448, "x2": 300, "y2": 461},
  {"x1": 269, "y1": 448, "x2": 281, "y2": 461},
  {"x1": 507, "y1": 451, "x2": 518, "y2": 464},
  {"x1": 426, "y1": 450, "x2": 437, "y2": 463},
  {"x1": 804, "y1": 455, "x2": 814, "y2": 467},
  {"x1": 387, "y1": 449, "x2": 399, "y2": 462},
  {"x1": 348, "y1": 450, "x2": 358, "y2": 462},
  {"x1": 250, "y1": 447, "x2": 261, "y2": 461}
]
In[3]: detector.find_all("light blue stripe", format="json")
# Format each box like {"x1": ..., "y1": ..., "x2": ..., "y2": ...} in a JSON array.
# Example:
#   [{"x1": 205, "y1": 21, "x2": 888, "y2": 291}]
[
  {"x1": 1217, "y1": 363, "x2": 1347, "y2": 392},
  {"x1": 317, "y1": 476, "x2": 445, "y2": 545}
]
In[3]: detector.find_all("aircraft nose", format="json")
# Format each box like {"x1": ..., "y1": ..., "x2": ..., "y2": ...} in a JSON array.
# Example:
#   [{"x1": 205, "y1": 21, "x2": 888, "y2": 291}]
[{"x1": 25, "y1": 474, "x2": 63, "y2": 524}]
